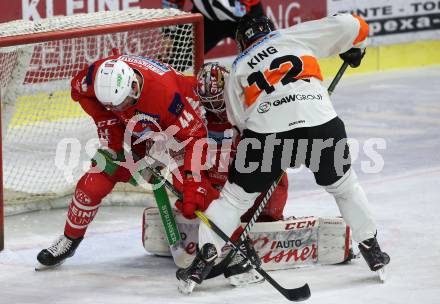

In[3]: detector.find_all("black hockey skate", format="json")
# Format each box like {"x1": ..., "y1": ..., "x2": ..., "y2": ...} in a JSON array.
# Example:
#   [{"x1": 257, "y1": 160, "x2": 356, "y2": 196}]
[
  {"x1": 224, "y1": 238, "x2": 265, "y2": 287},
  {"x1": 35, "y1": 235, "x2": 83, "y2": 271},
  {"x1": 176, "y1": 243, "x2": 218, "y2": 294},
  {"x1": 358, "y1": 235, "x2": 390, "y2": 282}
]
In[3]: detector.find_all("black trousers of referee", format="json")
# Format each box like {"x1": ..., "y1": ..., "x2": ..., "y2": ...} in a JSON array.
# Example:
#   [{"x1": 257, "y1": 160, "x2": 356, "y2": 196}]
[{"x1": 228, "y1": 117, "x2": 352, "y2": 193}]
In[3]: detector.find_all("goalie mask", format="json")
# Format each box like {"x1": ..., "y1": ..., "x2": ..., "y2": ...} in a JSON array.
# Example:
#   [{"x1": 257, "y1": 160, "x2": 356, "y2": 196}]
[
  {"x1": 236, "y1": 14, "x2": 275, "y2": 52},
  {"x1": 196, "y1": 62, "x2": 229, "y2": 115},
  {"x1": 94, "y1": 59, "x2": 141, "y2": 111}
]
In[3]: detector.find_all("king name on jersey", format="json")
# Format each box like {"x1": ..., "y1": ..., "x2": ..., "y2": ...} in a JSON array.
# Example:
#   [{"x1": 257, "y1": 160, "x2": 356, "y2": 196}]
[{"x1": 247, "y1": 46, "x2": 278, "y2": 69}]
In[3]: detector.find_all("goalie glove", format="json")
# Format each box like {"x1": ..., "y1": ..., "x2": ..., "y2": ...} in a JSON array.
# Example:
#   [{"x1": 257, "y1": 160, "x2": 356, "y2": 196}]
[{"x1": 339, "y1": 48, "x2": 366, "y2": 68}]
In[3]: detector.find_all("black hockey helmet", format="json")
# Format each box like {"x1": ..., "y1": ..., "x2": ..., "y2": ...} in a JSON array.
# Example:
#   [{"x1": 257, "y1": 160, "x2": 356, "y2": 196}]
[{"x1": 235, "y1": 14, "x2": 275, "y2": 52}]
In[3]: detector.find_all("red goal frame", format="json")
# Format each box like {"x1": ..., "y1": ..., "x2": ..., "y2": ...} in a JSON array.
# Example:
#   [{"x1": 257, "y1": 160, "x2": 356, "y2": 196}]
[{"x1": 0, "y1": 13, "x2": 204, "y2": 251}]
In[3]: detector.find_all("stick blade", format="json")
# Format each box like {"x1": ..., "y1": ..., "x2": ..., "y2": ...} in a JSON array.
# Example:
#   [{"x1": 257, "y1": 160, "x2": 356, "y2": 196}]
[
  {"x1": 170, "y1": 241, "x2": 193, "y2": 268},
  {"x1": 284, "y1": 283, "x2": 311, "y2": 302}
]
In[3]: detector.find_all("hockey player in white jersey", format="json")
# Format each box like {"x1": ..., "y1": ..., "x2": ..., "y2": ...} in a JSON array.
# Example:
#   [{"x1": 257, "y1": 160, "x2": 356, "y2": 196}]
[{"x1": 176, "y1": 13, "x2": 390, "y2": 293}]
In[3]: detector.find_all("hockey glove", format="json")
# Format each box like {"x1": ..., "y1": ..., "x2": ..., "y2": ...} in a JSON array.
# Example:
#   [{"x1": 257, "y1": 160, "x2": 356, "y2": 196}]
[
  {"x1": 339, "y1": 48, "x2": 366, "y2": 68},
  {"x1": 175, "y1": 174, "x2": 220, "y2": 219}
]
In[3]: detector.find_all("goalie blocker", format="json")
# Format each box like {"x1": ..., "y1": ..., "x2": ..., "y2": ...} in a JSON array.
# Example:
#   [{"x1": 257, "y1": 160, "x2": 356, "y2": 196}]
[{"x1": 142, "y1": 207, "x2": 353, "y2": 270}]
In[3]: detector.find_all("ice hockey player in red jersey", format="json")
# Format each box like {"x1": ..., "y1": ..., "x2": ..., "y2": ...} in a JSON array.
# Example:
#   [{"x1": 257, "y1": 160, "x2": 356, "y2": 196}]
[
  {"x1": 176, "y1": 14, "x2": 390, "y2": 293},
  {"x1": 36, "y1": 54, "x2": 216, "y2": 269}
]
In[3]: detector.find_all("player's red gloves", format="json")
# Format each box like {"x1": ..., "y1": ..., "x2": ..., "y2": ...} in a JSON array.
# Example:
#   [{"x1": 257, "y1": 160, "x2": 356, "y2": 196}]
[{"x1": 175, "y1": 174, "x2": 220, "y2": 219}]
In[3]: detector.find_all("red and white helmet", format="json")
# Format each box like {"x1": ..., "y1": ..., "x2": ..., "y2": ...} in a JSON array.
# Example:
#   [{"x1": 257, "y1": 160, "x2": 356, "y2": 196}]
[
  {"x1": 94, "y1": 59, "x2": 141, "y2": 111},
  {"x1": 196, "y1": 62, "x2": 229, "y2": 114}
]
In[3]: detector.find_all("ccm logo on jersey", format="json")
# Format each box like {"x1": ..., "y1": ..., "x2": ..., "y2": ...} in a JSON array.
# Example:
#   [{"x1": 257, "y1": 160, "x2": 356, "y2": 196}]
[
  {"x1": 247, "y1": 46, "x2": 278, "y2": 69},
  {"x1": 257, "y1": 94, "x2": 323, "y2": 113}
]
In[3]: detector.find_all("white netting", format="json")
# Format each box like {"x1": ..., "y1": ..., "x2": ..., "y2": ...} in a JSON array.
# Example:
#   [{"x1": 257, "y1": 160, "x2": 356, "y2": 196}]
[
  {"x1": 0, "y1": 9, "x2": 184, "y2": 37},
  {"x1": 0, "y1": 9, "x2": 199, "y2": 212}
]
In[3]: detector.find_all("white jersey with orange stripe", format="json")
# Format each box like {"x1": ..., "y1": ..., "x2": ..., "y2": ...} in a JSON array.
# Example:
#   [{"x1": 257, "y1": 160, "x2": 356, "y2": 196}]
[{"x1": 225, "y1": 13, "x2": 369, "y2": 133}]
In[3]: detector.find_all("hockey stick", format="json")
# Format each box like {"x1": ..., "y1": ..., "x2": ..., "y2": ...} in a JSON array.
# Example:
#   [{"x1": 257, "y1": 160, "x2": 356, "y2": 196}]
[
  {"x1": 207, "y1": 60, "x2": 351, "y2": 278},
  {"x1": 144, "y1": 166, "x2": 310, "y2": 301},
  {"x1": 127, "y1": 152, "x2": 192, "y2": 268},
  {"x1": 328, "y1": 61, "x2": 349, "y2": 95}
]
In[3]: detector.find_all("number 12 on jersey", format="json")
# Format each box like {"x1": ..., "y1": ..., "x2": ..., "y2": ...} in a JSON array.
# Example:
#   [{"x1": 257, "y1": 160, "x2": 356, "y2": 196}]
[{"x1": 245, "y1": 55, "x2": 321, "y2": 106}]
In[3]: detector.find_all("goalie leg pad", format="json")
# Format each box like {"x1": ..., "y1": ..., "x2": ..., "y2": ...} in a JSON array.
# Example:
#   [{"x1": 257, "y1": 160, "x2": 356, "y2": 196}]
[
  {"x1": 143, "y1": 209, "x2": 352, "y2": 270},
  {"x1": 142, "y1": 207, "x2": 173, "y2": 257}
]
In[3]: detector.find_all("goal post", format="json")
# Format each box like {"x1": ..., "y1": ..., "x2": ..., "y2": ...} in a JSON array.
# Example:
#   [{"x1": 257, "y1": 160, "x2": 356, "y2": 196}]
[
  {"x1": 0, "y1": 143, "x2": 3, "y2": 250},
  {"x1": 0, "y1": 9, "x2": 204, "y2": 251}
]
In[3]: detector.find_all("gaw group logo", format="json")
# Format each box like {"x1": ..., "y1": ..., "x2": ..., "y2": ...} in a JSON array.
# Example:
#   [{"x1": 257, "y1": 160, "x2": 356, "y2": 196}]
[{"x1": 257, "y1": 94, "x2": 323, "y2": 114}]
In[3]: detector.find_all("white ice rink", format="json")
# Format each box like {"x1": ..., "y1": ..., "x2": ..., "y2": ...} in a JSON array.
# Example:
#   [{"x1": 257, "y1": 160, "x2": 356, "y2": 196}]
[{"x1": 1, "y1": 66, "x2": 440, "y2": 304}]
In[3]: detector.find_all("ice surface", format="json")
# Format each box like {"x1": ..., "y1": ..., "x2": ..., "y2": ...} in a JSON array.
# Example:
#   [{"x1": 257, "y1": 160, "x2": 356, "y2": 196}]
[{"x1": 1, "y1": 66, "x2": 440, "y2": 303}]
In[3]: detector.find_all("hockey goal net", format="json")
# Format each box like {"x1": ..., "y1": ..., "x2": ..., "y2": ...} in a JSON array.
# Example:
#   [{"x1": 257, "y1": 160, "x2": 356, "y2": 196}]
[{"x1": 0, "y1": 9, "x2": 204, "y2": 250}]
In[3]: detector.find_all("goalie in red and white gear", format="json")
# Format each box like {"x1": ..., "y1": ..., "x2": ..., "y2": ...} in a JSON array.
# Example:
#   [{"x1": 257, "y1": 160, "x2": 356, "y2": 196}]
[{"x1": 36, "y1": 54, "x2": 217, "y2": 269}]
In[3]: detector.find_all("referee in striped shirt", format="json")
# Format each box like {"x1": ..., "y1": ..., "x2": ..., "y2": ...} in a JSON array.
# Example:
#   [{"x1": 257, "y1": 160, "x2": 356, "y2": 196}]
[{"x1": 163, "y1": 0, "x2": 265, "y2": 53}]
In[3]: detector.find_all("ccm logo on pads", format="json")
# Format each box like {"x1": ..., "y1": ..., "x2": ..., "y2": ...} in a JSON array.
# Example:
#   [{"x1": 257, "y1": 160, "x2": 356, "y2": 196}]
[{"x1": 285, "y1": 219, "x2": 317, "y2": 230}]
